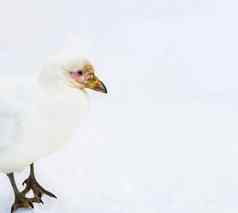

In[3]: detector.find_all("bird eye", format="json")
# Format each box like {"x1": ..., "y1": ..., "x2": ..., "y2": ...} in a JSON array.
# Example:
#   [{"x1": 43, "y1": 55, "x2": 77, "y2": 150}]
[{"x1": 77, "y1": 70, "x2": 83, "y2": 75}]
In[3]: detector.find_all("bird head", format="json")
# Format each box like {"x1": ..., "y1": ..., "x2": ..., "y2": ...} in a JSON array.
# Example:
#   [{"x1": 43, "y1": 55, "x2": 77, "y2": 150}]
[
  {"x1": 65, "y1": 60, "x2": 107, "y2": 94},
  {"x1": 38, "y1": 56, "x2": 107, "y2": 95}
]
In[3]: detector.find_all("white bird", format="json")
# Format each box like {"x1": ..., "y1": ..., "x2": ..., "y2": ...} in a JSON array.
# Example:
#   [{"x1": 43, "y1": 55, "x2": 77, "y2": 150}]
[{"x1": 0, "y1": 52, "x2": 107, "y2": 212}]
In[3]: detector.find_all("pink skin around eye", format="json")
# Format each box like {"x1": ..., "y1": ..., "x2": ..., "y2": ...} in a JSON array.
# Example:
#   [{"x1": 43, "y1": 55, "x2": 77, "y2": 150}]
[
  {"x1": 70, "y1": 71, "x2": 94, "y2": 84},
  {"x1": 70, "y1": 71, "x2": 85, "y2": 83}
]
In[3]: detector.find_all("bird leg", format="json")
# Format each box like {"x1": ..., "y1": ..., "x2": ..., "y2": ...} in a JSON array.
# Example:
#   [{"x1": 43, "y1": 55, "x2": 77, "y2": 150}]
[
  {"x1": 22, "y1": 163, "x2": 57, "y2": 204},
  {"x1": 7, "y1": 173, "x2": 34, "y2": 213}
]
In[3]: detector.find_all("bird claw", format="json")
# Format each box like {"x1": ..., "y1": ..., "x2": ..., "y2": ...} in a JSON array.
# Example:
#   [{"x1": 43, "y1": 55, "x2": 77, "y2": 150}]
[
  {"x1": 11, "y1": 193, "x2": 34, "y2": 213},
  {"x1": 22, "y1": 176, "x2": 57, "y2": 204},
  {"x1": 29, "y1": 196, "x2": 44, "y2": 205}
]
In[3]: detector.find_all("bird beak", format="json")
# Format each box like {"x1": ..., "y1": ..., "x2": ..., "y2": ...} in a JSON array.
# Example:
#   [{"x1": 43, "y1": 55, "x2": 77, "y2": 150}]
[{"x1": 85, "y1": 76, "x2": 107, "y2": 94}]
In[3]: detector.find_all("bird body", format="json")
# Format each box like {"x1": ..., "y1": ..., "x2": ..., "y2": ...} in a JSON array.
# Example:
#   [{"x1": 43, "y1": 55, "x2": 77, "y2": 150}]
[
  {"x1": 0, "y1": 51, "x2": 107, "y2": 212},
  {"x1": 0, "y1": 74, "x2": 89, "y2": 173},
  {"x1": 0, "y1": 54, "x2": 97, "y2": 173}
]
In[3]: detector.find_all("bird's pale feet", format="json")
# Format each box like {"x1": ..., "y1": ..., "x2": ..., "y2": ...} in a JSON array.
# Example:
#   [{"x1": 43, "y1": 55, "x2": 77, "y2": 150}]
[
  {"x1": 22, "y1": 175, "x2": 57, "y2": 204},
  {"x1": 11, "y1": 192, "x2": 34, "y2": 213}
]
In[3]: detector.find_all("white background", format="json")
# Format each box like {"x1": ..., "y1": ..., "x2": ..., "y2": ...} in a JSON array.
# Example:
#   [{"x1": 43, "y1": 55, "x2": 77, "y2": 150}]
[{"x1": 0, "y1": 0, "x2": 238, "y2": 212}]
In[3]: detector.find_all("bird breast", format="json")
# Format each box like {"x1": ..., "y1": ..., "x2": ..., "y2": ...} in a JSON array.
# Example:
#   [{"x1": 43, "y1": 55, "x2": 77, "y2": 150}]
[{"x1": 21, "y1": 89, "x2": 89, "y2": 153}]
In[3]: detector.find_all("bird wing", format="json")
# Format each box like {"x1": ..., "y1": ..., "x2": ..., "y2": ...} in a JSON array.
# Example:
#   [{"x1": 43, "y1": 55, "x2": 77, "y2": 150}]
[
  {"x1": 0, "y1": 110, "x2": 20, "y2": 148},
  {"x1": 0, "y1": 76, "x2": 34, "y2": 149}
]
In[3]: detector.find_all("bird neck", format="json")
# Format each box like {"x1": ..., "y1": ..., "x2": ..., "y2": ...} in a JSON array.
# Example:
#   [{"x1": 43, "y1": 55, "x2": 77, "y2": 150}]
[{"x1": 31, "y1": 84, "x2": 89, "y2": 134}]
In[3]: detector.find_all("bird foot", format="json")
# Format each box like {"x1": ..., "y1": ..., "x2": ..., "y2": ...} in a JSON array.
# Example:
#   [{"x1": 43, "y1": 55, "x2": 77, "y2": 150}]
[
  {"x1": 11, "y1": 192, "x2": 34, "y2": 213},
  {"x1": 22, "y1": 175, "x2": 57, "y2": 204}
]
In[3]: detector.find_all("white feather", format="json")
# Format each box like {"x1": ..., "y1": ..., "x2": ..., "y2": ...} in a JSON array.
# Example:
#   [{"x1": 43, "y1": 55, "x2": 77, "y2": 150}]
[{"x1": 0, "y1": 54, "x2": 89, "y2": 174}]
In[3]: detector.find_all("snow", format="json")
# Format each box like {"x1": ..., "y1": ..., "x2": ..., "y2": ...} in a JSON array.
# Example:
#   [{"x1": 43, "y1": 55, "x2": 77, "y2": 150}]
[{"x1": 0, "y1": 0, "x2": 238, "y2": 212}]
